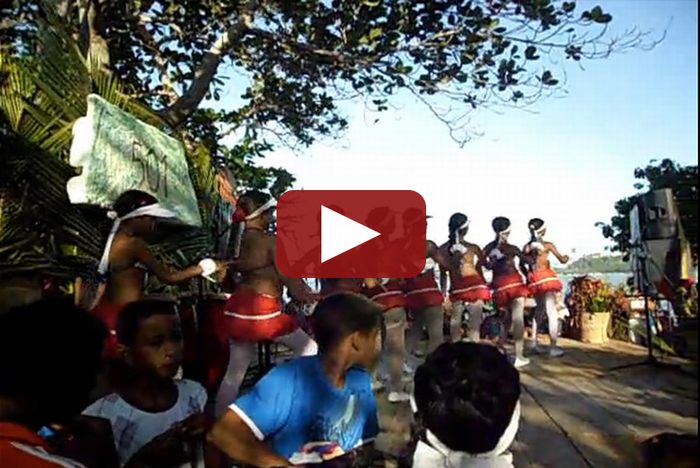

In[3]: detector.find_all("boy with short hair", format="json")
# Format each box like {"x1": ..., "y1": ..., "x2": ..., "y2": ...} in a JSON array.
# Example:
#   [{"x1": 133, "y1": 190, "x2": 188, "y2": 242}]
[
  {"x1": 83, "y1": 299, "x2": 208, "y2": 467},
  {"x1": 0, "y1": 298, "x2": 108, "y2": 467},
  {"x1": 209, "y1": 292, "x2": 383, "y2": 467},
  {"x1": 411, "y1": 342, "x2": 521, "y2": 468}
]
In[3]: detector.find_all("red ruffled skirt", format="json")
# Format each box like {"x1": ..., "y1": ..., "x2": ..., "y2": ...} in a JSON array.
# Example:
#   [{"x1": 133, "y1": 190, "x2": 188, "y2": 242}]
[
  {"x1": 364, "y1": 281, "x2": 406, "y2": 312},
  {"x1": 450, "y1": 275, "x2": 492, "y2": 303},
  {"x1": 492, "y1": 272, "x2": 530, "y2": 308},
  {"x1": 528, "y1": 268, "x2": 563, "y2": 295},
  {"x1": 403, "y1": 275, "x2": 444, "y2": 309},
  {"x1": 219, "y1": 289, "x2": 298, "y2": 342},
  {"x1": 91, "y1": 302, "x2": 124, "y2": 359}
]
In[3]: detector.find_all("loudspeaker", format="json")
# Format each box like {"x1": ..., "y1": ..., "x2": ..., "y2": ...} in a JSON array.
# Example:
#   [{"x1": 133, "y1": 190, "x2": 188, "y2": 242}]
[
  {"x1": 642, "y1": 238, "x2": 682, "y2": 298},
  {"x1": 638, "y1": 189, "x2": 679, "y2": 240},
  {"x1": 631, "y1": 189, "x2": 684, "y2": 298}
]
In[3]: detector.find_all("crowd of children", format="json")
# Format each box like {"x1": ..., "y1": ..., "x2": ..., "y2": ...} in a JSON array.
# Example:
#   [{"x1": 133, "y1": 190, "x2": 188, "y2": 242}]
[{"x1": 0, "y1": 293, "x2": 523, "y2": 468}]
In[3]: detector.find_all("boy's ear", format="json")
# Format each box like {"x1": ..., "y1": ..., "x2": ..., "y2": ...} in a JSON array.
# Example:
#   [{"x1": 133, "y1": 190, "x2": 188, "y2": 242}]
[{"x1": 349, "y1": 331, "x2": 361, "y2": 353}]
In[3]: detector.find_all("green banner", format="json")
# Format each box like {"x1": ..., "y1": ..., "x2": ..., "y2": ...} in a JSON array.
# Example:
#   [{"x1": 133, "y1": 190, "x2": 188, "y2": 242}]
[{"x1": 67, "y1": 94, "x2": 201, "y2": 226}]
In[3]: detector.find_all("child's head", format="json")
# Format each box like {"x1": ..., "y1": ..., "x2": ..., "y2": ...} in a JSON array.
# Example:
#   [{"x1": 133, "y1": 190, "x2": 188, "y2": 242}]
[
  {"x1": 112, "y1": 190, "x2": 160, "y2": 236},
  {"x1": 0, "y1": 298, "x2": 107, "y2": 427},
  {"x1": 311, "y1": 292, "x2": 383, "y2": 369},
  {"x1": 116, "y1": 299, "x2": 183, "y2": 380},
  {"x1": 492, "y1": 216, "x2": 512, "y2": 243},
  {"x1": 413, "y1": 342, "x2": 521, "y2": 456},
  {"x1": 235, "y1": 190, "x2": 276, "y2": 227}
]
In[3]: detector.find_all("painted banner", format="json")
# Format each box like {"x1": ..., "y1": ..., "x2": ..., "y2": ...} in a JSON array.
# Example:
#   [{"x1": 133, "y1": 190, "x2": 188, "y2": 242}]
[{"x1": 67, "y1": 94, "x2": 201, "y2": 226}]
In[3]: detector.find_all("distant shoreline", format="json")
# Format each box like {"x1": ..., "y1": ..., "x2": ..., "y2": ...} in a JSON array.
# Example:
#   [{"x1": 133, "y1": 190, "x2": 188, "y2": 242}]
[{"x1": 556, "y1": 270, "x2": 631, "y2": 275}]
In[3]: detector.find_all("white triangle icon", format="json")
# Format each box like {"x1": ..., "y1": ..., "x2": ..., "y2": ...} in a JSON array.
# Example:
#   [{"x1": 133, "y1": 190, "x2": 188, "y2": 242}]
[{"x1": 321, "y1": 205, "x2": 381, "y2": 263}]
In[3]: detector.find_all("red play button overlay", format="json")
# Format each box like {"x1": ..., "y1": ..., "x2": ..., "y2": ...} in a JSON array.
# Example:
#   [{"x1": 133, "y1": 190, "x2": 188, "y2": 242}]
[{"x1": 276, "y1": 190, "x2": 426, "y2": 278}]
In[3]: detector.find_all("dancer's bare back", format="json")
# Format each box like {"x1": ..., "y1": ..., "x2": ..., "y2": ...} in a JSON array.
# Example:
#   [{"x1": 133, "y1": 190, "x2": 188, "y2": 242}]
[
  {"x1": 484, "y1": 241, "x2": 528, "y2": 277},
  {"x1": 233, "y1": 229, "x2": 282, "y2": 297},
  {"x1": 438, "y1": 241, "x2": 485, "y2": 280},
  {"x1": 234, "y1": 229, "x2": 315, "y2": 301},
  {"x1": 524, "y1": 241, "x2": 569, "y2": 271}
]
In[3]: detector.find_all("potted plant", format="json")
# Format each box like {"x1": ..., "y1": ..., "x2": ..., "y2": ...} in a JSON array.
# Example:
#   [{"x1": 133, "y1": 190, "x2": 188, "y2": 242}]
[{"x1": 566, "y1": 276, "x2": 617, "y2": 344}]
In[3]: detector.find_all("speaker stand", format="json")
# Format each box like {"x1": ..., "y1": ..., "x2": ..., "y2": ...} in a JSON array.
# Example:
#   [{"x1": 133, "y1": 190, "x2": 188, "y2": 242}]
[{"x1": 607, "y1": 253, "x2": 684, "y2": 375}]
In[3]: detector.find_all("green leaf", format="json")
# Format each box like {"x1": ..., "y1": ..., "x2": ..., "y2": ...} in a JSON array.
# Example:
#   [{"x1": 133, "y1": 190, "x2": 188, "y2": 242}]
[
  {"x1": 562, "y1": 2, "x2": 576, "y2": 13},
  {"x1": 369, "y1": 27, "x2": 383, "y2": 41},
  {"x1": 525, "y1": 46, "x2": 539, "y2": 60}
]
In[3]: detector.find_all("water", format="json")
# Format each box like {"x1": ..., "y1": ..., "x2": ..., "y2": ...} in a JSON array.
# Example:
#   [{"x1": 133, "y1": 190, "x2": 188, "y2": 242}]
[{"x1": 559, "y1": 272, "x2": 630, "y2": 291}]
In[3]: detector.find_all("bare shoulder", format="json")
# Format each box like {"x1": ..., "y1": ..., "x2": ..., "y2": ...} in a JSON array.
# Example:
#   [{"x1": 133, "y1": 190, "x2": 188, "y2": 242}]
[
  {"x1": 503, "y1": 243, "x2": 521, "y2": 254},
  {"x1": 464, "y1": 241, "x2": 482, "y2": 252},
  {"x1": 437, "y1": 241, "x2": 450, "y2": 253}
]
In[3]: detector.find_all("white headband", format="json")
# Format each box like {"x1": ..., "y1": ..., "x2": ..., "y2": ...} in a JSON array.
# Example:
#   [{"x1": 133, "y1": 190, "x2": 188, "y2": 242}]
[
  {"x1": 245, "y1": 198, "x2": 276, "y2": 220},
  {"x1": 459, "y1": 219, "x2": 470, "y2": 231},
  {"x1": 98, "y1": 203, "x2": 176, "y2": 275},
  {"x1": 412, "y1": 401, "x2": 521, "y2": 468},
  {"x1": 534, "y1": 223, "x2": 546, "y2": 236}
]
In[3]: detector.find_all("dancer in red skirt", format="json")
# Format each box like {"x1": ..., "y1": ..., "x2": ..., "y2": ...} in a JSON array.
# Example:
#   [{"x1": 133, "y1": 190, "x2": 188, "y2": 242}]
[
  {"x1": 439, "y1": 213, "x2": 492, "y2": 343},
  {"x1": 524, "y1": 218, "x2": 570, "y2": 357},
  {"x1": 359, "y1": 207, "x2": 411, "y2": 402},
  {"x1": 87, "y1": 190, "x2": 226, "y2": 359},
  {"x1": 363, "y1": 276, "x2": 409, "y2": 403},
  {"x1": 214, "y1": 191, "x2": 318, "y2": 417},
  {"x1": 484, "y1": 217, "x2": 532, "y2": 368},
  {"x1": 404, "y1": 240, "x2": 445, "y2": 357},
  {"x1": 403, "y1": 209, "x2": 445, "y2": 358}
]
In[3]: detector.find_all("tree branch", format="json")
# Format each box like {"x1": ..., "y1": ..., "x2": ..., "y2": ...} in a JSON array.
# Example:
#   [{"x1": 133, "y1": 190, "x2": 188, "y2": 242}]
[
  {"x1": 160, "y1": 1, "x2": 257, "y2": 127},
  {"x1": 78, "y1": 0, "x2": 110, "y2": 69},
  {"x1": 134, "y1": 13, "x2": 180, "y2": 104}
]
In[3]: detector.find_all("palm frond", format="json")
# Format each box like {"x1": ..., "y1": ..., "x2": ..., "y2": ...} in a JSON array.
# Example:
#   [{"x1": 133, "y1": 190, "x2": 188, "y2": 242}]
[{"x1": 0, "y1": 1, "x2": 218, "y2": 283}]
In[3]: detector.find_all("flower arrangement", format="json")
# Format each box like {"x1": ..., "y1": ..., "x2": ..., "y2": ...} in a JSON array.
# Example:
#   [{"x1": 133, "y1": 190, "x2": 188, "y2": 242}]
[
  {"x1": 564, "y1": 275, "x2": 630, "y2": 341},
  {"x1": 567, "y1": 276, "x2": 616, "y2": 315}
]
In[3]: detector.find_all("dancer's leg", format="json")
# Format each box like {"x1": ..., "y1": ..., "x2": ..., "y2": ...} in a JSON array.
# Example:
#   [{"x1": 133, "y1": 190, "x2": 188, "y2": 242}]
[
  {"x1": 545, "y1": 292, "x2": 563, "y2": 356},
  {"x1": 449, "y1": 301, "x2": 466, "y2": 343},
  {"x1": 466, "y1": 300, "x2": 484, "y2": 343},
  {"x1": 422, "y1": 305, "x2": 445, "y2": 354},
  {"x1": 405, "y1": 309, "x2": 423, "y2": 356},
  {"x1": 531, "y1": 295, "x2": 546, "y2": 350},
  {"x1": 383, "y1": 307, "x2": 408, "y2": 400},
  {"x1": 499, "y1": 307, "x2": 511, "y2": 350},
  {"x1": 511, "y1": 297, "x2": 528, "y2": 367},
  {"x1": 215, "y1": 340, "x2": 255, "y2": 417},
  {"x1": 275, "y1": 327, "x2": 318, "y2": 357}
]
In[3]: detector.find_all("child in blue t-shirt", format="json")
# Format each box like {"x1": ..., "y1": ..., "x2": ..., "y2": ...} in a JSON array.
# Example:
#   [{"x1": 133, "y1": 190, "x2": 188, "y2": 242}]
[{"x1": 209, "y1": 292, "x2": 382, "y2": 467}]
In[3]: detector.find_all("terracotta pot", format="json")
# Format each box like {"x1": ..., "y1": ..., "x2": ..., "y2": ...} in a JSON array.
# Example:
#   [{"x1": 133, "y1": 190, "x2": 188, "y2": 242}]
[{"x1": 580, "y1": 311, "x2": 611, "y2": 344}]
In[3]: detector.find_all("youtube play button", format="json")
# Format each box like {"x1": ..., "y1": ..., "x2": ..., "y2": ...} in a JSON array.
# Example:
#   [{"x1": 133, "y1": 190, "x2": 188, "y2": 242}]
[
  {"x1": 276, "y1": 190, "x2": 426, "y2": 278},
  {"x1": 321, "y1": 206, "x2": 380, "y2": 263}
]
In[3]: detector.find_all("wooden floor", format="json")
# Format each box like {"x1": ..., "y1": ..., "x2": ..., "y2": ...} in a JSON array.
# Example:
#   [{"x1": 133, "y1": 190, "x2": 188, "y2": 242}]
[{"x1": 373, "y1": 338, "x2": 698, "y2": 467}]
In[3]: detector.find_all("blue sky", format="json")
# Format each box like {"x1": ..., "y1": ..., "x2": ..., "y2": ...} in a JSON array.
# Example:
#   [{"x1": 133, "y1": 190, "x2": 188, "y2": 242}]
[{"x1": 227, "y1": 0, "x2": 698, "y2": 260}]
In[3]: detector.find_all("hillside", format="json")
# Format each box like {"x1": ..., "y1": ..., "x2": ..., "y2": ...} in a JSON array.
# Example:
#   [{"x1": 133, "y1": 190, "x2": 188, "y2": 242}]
[{"x1": 557, "y1": 254, "x2": 630, "y2": 274}]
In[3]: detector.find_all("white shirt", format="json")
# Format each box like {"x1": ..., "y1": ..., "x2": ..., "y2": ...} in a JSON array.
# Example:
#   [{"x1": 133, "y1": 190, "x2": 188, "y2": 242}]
[{"x1": 82, "y1": 379, "x2": 207, "y2": 467}]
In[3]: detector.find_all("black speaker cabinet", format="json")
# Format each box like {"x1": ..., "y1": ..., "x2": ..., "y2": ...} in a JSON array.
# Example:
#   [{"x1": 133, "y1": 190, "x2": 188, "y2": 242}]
[
  {"x1": 640, "y1": 238, "x2": 682, "y2": 298},
  {"x1": 638, "y1": 189, "x2": 679, "y2": 240}
]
